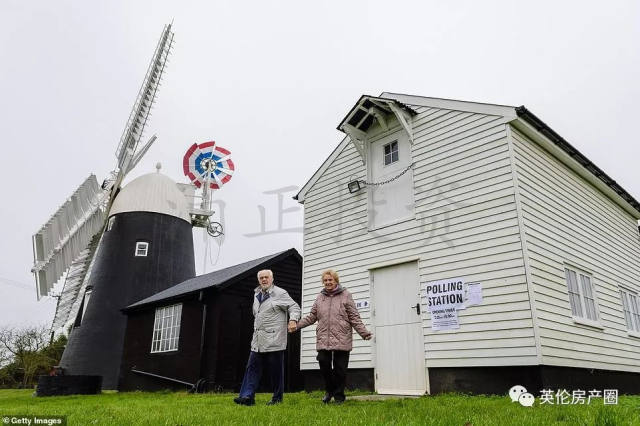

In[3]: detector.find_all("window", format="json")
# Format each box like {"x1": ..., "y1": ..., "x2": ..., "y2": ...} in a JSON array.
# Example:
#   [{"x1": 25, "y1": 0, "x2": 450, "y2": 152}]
[
  {"x1": 620, "y1": 288, "x2": 640, "y2": 334},
  {"x1": 383, "y1": 141, "x2": 399, "y2": 166},
  {"x1": 107, "y1": 216, "x2": 115, "y2": 231},
  {"x1": 135, "y1": 242, "x2": 149, "y2": 257},
  {"x1": 151, "y1": 304, "x2": 182, "y2": 353},
  {"x1": 564, "y1": 267, "x2": 600, "y2": 324},
  {"x1": 81, "y1": 289, "x2": 92, "y2": 322}
]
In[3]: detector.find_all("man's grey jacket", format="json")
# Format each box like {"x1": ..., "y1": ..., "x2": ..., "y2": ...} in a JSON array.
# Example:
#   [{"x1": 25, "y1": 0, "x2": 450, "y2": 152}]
[{"x1": 251, "y1": 284, "x2": 301, "y2": 352}]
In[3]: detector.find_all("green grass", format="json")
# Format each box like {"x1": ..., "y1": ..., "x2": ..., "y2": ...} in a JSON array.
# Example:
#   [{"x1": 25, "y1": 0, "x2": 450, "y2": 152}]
[{"x1": 1, "y1": 389, "x2": 639, "y2": 425}]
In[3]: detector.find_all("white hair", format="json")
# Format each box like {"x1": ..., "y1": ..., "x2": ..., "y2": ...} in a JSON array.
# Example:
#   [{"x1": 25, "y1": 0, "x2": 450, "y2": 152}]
[{"x1": 257, "y1": 269, "x2": 273, "y2": 278}]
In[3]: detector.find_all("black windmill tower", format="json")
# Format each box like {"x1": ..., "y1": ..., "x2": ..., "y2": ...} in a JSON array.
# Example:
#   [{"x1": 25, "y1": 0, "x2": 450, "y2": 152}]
[{"x1": 29, "y1": 24, "x2": 220, "y2": 392}]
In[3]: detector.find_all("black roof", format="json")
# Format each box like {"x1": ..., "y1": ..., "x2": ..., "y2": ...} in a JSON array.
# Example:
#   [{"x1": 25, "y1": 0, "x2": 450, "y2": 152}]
[
  {"x1": 124, "y1": 248, "x2": 301, "y2": 311},
  {"x1": 516, "y1": 107, "x2": 640, "y2": 215}
]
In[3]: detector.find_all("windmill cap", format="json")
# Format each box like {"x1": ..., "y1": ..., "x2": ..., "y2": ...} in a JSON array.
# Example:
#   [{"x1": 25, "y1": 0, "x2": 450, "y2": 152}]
[{"x1": 110, "y1": 172, "x2": 191, "y2": 222}]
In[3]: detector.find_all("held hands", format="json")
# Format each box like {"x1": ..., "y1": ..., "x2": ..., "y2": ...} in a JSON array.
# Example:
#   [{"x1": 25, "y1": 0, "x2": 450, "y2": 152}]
[
  {"x1": 288, "y1": 320, "x2": 297, "y2": 333},
  {"x1": 364, "y1": 333, "x2": 373, "y2": 341}
]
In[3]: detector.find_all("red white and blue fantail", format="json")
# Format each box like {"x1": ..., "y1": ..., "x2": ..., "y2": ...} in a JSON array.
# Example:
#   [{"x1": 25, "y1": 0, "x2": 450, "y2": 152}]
[{"x1": 183, "y1": 141, "x2": 235, "y2": 189}]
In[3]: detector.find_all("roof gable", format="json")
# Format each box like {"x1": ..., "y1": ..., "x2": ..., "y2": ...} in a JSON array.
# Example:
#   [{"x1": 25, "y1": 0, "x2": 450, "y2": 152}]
[{"x1": 295, "y1": 92, "x2": 517, "y2": 203}]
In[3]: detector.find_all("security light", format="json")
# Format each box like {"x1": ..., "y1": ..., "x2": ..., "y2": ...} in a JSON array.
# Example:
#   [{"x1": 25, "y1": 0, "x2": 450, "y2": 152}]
[{"x1": 347, "y1": 180, "x2": 363, "y2": 194}]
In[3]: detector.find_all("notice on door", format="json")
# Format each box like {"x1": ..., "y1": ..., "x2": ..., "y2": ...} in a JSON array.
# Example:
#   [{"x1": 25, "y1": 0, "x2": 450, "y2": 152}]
[{"x1": 430, "y1": 307, "x2": 459, "y2": 331}]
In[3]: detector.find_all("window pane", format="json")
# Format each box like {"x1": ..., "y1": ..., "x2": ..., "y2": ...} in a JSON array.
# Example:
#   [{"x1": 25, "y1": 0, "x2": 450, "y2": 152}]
[
  {"x1": 565, "y1": 269, "x2": 582, "y2": 317},
  {"x1": 176, "y1": 305, "x2": 182, "y2": 326},
  {"x1": 580, "y1": 275, "x2": 597, "y2": 321},
  {"x1": 580, "y1": 275, "x2": 593, "y2": 298},
  {"x1": 135, "y1": 242, "x2": 148, "y2": 256},
  {"x1": 630, "y1": 294, "x2": 640, "y2": 332},
  {"x1": 584, "y1": 298, "x2": 597, "y2": 321},
  {"x1": 621, "y1": 292, "x2": 633, "y2": 330},
  {"x1": 383, "y1": 141, "x2": 398, "y2": 166}
]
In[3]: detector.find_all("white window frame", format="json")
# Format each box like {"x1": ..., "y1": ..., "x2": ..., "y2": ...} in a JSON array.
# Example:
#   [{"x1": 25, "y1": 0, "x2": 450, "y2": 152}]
[
  {"x1": 150, "y1": 304, "x2": 182, "y2": 353},
  {"x1": 135, "y1": 242, "x2": 149, "y2": 257},
  {"x1": 563, "y1": 265, "x2": 602, "y2": 328},
  {"x1": 620, "y1": 287, "x2": 640, "y2": 337},
  {"x1": 383, "y1": 140, "x2": 399, "y2": 166}
]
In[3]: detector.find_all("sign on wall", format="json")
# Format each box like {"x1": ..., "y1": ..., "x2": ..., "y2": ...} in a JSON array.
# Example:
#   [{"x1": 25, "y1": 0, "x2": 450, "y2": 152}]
[
  {"x1": 355, "y1": 299, "x2": 370, "y2": 311},
  {"x1": 421, "y1": 278, "x2": 483, "y2": 331}
]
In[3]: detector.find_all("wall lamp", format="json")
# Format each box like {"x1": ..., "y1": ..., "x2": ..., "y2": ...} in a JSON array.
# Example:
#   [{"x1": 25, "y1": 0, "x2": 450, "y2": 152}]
[{"x1": 347, "y1": 180, "x2": 364, "y2": 194}]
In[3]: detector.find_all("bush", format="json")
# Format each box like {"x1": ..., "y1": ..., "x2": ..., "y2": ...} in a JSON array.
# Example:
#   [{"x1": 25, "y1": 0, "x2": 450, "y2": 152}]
[{"x1": 0, "y1": 325, "x2": 67, "y2": 388}]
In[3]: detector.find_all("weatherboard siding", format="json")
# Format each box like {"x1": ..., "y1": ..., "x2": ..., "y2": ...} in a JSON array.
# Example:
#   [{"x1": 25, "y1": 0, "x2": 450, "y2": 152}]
[
  {"x1": 510, "y1": 126, "x2": 640, "y2": 372},
  {"x1": 300, "y1": 104, "x2": 538, "y2": 371}
]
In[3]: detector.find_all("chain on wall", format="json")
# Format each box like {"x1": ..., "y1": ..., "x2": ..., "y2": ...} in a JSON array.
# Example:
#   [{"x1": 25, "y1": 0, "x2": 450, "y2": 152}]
[{"x1": 360, "y1": 163, "x2": 414, "y2": 187}]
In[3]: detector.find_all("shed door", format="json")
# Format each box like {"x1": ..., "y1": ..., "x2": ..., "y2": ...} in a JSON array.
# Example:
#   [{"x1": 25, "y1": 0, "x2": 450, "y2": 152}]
[{"x1": 372, "y1": 261, "x2": 426, "y2": 395}]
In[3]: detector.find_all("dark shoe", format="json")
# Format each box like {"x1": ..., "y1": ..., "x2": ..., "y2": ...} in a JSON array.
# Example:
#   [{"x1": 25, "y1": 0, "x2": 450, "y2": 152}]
[
  {"x1": 333, "y1": 398, "x2": 345, "y2": 404},
  {"x1": 322, "y1": 393, "x2": 333, "y2": 404},
  {"x1": 233, "y1": 396, "x2": 255, "y2": 406},
  {"x1": 333, "y1": 393, "x2": 345, "y2": 404},
  {"x1": 266, "y1": 399, "x2": 282, "y2": 405}
]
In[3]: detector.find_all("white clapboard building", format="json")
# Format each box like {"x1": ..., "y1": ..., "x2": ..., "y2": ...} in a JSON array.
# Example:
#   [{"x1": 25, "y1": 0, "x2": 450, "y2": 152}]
[{"x1": 294, "y1": 93, "x2": 640, "y2": 395}]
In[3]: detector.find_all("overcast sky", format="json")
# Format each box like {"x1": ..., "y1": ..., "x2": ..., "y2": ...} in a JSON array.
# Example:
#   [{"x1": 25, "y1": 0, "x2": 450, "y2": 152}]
[{"x1": 1, "y1": 0, "x2": 638, "y2": 329}]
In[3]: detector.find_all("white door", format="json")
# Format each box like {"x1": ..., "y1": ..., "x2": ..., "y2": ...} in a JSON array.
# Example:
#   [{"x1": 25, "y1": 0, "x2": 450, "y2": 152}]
[{"x1": 372, "y1": 261, "x2": 426, "y2": 395}]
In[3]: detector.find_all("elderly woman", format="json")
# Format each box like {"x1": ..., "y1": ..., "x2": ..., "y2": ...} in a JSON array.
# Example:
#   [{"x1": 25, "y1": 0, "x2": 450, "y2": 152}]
[{"x1": 292, "y1": 269, "x2": 372, "y2": 404}]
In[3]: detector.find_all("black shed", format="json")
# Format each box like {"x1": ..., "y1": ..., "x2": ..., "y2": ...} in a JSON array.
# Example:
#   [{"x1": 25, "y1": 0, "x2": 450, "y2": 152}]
[{"x1": 118, "y1": 248, "x2": 302, "y2": 392}]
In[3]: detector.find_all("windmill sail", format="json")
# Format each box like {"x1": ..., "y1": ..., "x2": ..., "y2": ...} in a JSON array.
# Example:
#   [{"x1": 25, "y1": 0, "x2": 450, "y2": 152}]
[
  {"x1": 112, "y1": 24, "x2": 174, "y2": 194},
  {"x1": 33, "y1": 25, "x2": 174, "y2": 304},
  {"x1": 50, "y1": 232, "x2": 101, "y2": 334},
  {"x1": 31, "y1": 175, "x2": 106, "y2": 299}
]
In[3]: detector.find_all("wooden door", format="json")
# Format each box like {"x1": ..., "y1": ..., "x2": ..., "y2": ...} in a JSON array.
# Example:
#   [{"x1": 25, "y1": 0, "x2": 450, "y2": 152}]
[{"x1": 372, "y1": 261, "x2": 426, "y2": 395}]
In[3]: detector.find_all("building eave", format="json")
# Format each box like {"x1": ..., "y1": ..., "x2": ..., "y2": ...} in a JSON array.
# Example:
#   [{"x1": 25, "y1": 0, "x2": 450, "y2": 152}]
[{"x1": 513, "y1": 106, "x2": 640, "y2": 218}]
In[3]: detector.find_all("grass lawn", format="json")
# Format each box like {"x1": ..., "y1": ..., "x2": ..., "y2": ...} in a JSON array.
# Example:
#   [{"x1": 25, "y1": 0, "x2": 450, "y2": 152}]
[{"x1": 1, "y1": 389, "x2": 639, "y2": 425}]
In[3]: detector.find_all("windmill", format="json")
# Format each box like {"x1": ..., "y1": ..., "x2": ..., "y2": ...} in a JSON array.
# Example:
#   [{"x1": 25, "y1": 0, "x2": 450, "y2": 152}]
[{"x1": 32, "y1": 24, "x2": 174, "y2": 344}]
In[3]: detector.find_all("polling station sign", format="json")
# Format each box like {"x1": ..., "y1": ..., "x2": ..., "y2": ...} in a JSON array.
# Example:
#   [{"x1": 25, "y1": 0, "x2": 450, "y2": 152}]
[{"x1": 421, "y1": 278, "x2": 465, "y2": 311}]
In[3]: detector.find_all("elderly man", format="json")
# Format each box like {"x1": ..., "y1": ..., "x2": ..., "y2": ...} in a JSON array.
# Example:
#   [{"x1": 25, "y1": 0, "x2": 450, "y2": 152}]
[{"x1": 233, "y1": 269, "x2": 301, "y2": 406}]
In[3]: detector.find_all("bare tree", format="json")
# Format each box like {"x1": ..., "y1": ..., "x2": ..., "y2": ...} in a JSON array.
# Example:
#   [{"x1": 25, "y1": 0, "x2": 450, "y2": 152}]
[{"x1": 0, "y1": 325, "x2": 53, "y2": 388}]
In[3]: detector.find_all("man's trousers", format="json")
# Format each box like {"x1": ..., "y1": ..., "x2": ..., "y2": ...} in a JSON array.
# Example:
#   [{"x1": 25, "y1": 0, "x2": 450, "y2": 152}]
[{"x1": 238, "y1": 350, "x2": 284, "y2": 401}]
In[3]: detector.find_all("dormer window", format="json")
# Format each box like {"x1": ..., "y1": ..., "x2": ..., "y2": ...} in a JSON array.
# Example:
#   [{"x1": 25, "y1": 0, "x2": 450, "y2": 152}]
[
  {"x1": 383, "y1": 141, "x2": 399, "y2": 166},
  {"x1": 135, "y1": 242, "x2": 149, "y2": 257}
]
